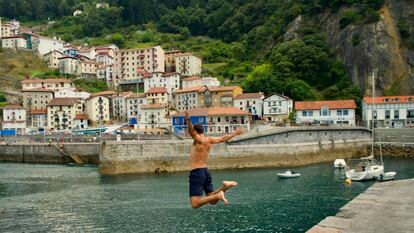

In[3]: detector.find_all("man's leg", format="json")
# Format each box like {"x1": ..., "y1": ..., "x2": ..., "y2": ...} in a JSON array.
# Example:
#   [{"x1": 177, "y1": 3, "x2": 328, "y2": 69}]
[
  {"x1": 207, "y1": 181, "x2": 238, "y2": 205},
  {"x1": 191, "y1": 191, "x2": 227, "y2": 209}
]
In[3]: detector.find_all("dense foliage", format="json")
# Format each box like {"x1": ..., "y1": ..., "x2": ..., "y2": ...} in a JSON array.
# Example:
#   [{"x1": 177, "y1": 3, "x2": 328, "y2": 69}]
[{"x1": 0, "y1": 0, "x2": 385, "y2": 102}]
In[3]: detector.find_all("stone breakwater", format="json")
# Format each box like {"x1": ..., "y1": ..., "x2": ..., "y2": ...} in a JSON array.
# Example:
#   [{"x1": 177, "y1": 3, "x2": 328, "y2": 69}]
[
  {"x1": 99, "y1": 139, "x2": 371, "y2": 174},
  {"x1": 307, "y1": 178, "x2": 414, "y2": 233}
]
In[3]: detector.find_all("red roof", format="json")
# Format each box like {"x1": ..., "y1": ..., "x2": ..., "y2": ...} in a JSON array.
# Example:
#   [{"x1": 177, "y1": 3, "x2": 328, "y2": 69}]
[
  {"x1": 48, "y1": 98, "x2": 79, "y2": 106},
  {"x1": 2, "y1": 35, "x2": 25, "y2": 39},
  {"x1": 90, "y1": 91, "x2": 116, "y2": 98},
  {"x1": 126, "y1": 93, "x2": 146, "y2": 99},
  {"x1": 174, "y1": 107, "x2": 250, "y2": 117},
  {"x1": 146, "y1": 87, "x2": 167, "y2": 94},
  {"x1": 294, "y1": 100, "x2": 357, "y2": 110},
  {"x1": 30, "y1": 109, "x2": 47, "y2": 115},
  {"x1": 234, "y1": 93, "x2": 263, "y2": 99},
  {"x1": 175, "y1": 86, "x2": 207, "y2": 94},
  {"x1": 210, "y1": 86, "x2": 241, "y2": 92},
  {"x1": 183, "y1": 76, "x2": 202, "y2": 81},
  {"x1": 363, "y1": 96, "x2": 414, "y2": 104},
  {"x1": 74, "y1": 114, "x2": 89, "y2": 120},
  {"x1": 2, "y1": 104, "x2": 24, "y2": 110},
  {"x1": 21, "y1": 78, "x2": 71, "y2": 83}
]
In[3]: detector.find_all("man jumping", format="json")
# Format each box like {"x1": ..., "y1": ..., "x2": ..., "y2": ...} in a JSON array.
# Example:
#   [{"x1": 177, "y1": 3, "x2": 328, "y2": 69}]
[{"x1": 185, "y1": 111, "x2": 244, "y2": 209}]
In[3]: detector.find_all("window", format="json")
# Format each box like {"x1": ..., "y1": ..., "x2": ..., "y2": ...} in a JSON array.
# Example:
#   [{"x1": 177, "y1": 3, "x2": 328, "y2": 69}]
[
  {"x1": 385, "y1": 110, "x2": 390, "y2": 119},
  {"x1": 343, "y1": 110, "x2": 348, "y2": 115},
  {"x1": 217, "y1": 117, "x2": 221, "y2": 123},
  {"x1": 337, "y1": 110, "x2": 342, "y2": 116},
  {"x1": 320, "y1": 107, "x2": 330, "y2": 116},
  {"x1": 302, "y1": 111, "x2": 307, "y2": 117},
  {"x1": 394, "y1": 110, "x2": 399, "y2": 119},
  {"x1": 407, "y1": 110, "x2": 414, "y2": 118}
]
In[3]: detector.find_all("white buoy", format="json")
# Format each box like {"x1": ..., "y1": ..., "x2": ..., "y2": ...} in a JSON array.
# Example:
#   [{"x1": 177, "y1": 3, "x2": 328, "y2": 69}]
[{"x1": 334, "y1": 159, "x2": 346, "y2": 169}]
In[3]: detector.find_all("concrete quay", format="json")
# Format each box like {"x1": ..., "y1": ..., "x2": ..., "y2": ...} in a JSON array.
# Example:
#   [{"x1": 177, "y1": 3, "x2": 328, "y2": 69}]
[{"x1": 307, "y1": 178, "x2": 414, "y2": 233}]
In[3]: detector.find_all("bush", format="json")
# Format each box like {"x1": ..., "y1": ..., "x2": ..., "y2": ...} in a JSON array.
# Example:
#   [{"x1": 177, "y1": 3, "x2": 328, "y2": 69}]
[{"x1": 339, "y1": 9, "x2": 361, "y2": 29}]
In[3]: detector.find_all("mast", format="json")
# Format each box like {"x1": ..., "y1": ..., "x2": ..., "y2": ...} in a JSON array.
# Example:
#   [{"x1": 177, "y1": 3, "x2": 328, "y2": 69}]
[{"x1": 371, "y1": 72, "x2": 375, "y2": 157}]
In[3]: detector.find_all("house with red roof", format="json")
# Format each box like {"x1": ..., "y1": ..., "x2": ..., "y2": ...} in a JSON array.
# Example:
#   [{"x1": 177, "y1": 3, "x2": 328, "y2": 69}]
[
  {"x1": 263, "y1": 93, "x2": 293, "y2": 123},
  {"x1": 234, "y1": 92, "x2": 265, "y2": 120},
  {"x1": 171, "y1": 106, "x2": 251, "y2": 135},
  {"x1": 362, "y1": 95, "x2": 414, "y2": 128},
  {"x1": 294, "y1": 100, "x2": 357, "y2": 126},
  {"x1": 1, "y1": 104, "x2": 27, "y2": 134}
]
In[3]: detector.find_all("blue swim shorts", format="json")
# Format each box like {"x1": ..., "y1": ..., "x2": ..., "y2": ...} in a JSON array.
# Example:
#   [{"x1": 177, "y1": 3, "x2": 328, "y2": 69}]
[{"x1": 189, "y1": 168, "x2": 214, "y2": 197}]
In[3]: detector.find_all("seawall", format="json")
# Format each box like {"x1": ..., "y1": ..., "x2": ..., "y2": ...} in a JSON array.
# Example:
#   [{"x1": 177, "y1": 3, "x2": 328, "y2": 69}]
[
  {"x1": 0, "y1": 143, "x2": 100, "y2": 164},
  {"x1": 307, "y1": 178, "x2": 414, "y2": 233},
  {"x1": 99, "y1": 139, "x2": 371, "y2": 174}
]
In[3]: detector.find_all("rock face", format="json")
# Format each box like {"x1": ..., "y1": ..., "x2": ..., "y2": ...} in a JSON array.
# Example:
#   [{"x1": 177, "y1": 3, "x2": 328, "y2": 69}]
[{"x1": 320, "y1": 0, "x2": 414, "y2": 96}]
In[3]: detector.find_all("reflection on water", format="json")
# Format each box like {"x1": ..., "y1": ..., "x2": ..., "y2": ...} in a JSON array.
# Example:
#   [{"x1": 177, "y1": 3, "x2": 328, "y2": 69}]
[{"x1": 1, "y1": 157, "x2": 413, "y2": 233}]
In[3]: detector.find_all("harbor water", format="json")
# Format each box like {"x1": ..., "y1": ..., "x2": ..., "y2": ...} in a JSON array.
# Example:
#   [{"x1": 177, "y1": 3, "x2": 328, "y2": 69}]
[{"x1": 1, "y1": 157, "x2": 414, "y2": 233}]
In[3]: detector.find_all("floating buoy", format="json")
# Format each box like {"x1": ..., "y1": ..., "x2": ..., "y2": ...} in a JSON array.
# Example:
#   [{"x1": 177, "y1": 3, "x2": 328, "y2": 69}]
[{"x1": 345, "y1": 178, "x2": 352, "y2": 184}]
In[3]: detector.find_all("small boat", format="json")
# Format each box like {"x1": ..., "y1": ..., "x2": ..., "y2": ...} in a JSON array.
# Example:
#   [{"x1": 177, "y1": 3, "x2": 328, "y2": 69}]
[
  {"x1": 334, "y1": 159, "x2": 346, "y2": 169},
  {"x1": 377, "y1": 171, "x2": 396, "y2": 182},
  {"x1": 277, "y1": 170, "x2": 301, "y2": 178}
]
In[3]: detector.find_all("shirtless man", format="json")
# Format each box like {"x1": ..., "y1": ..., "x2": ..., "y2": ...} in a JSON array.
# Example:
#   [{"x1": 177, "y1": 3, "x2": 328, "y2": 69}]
[{"x1": 185, "y1": 111, "x2": 244, "y2": 209}]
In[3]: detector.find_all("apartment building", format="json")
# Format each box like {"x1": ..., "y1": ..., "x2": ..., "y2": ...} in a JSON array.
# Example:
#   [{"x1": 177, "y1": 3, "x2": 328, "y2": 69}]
[
  {"x1": 126, "y1": 93, "x2": 147, "y2": 122},
  {"x1": 175, "y1": 53, "x2": 202, "y2": 76},
  {"x1": 21, "y1": 78, "x2": 75, "y2": 92},
  {"x1": 113, "y1": 46, "x2": 165, "y2": 84},
  {"x1": 182, "y1": 76, "x2": 220, "y2": 89},
  {"x1": 139, "y1": 104, "x2": 170, "y2": 132},
  {"x1": 145, "y1": 87, "x2": 169, "y2": 105},
  {"x1": 85, "y1": 95, "x2": 111, "y2": 125},
  {"x1": 144, "y1": 72, "x2": 180, "y2": 95},
  {"x1": 59, "y1": 56, "x2": 79, "y2": 75},
  {"x1": 29, "y1": 109, "x2": 47, "y2": 130},
  {"x1": 174, "y1": 86, "x2": 208, "y2": 111},
  {"x1": 96, "y1": 65, "x2": 113, "y2": 84},
  {"x1": 54, "y1": 88, "x2": 91, "y2": 99},
  {"x1": 209, "y1": 86, "x2": 243, "y2": 107},
  {"x1": 362, "y1": 95, "x2": 414, "y2": 128},
  {"x1": 32, "y1": 36, "x2": 64, "y2": 55},
  {"x1": 112, "y1": 92, "x2": 133, "y2": 122},
  {"x1": 79, "y1": 60, "x2": 97, "y2": 78},
  {"x1": 47, "y1": 98, "x2": 84, "y2": 131},
  {"x1": 164, "y1": 50, "x2": 185, "y2": 72},
  {"x1": 1, "y1": 35, "x2": 26, "y2": 49},
  {"x1": 0, "y1": 19, "x2": 19, "y2": 38},
  {"x1": 2, "y1": 104, "x2": 27, "y2": 134},
  {"x1": 21, "y1": 88, "x2": 54, "y2": 113},
  {"x1": 234, "y1": 92, "x2": 264, "y2": 120},
  {"x1": 43, "y1": 50, "x2": 64, "y2": 69}
]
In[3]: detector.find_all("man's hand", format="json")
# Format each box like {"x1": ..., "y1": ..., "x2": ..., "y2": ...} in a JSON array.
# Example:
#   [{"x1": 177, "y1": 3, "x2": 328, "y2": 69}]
[{"x1": 235, "y1": 128, "x2": 244, "y2": 136}]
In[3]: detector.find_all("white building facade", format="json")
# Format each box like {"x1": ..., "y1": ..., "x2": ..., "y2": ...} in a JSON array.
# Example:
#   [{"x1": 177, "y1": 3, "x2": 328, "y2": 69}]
[
  {"x1": 43, "y1": 50, "x2": 64, "y2": 69},
  {"x1": 175, "y1": 54, "x2": 202, "y2": 76},
  {"x1": 85, "y1": 96, "x2": 110, "y2": 125},
  {"x1": 263, "y1": 94, "x2": 293, "y2": 122},
  {"x1": 32, "y1": 36, "x2": 64, "y2": 55},
  {"x1": 362, "y1": 96, "x2": 414, "y2": 128},
  {"x1": 1, "y1": 36, "x2": 26, "y2": 49},
  {"x1": 2, "y1": 104, "x2": 27, "y2": 134},
  {"x1": 295, "y1": 100, "x2": 357, "y2": 126},
  {"x1": 234, "y1": 93, "x2": 264, "y2": 120}
]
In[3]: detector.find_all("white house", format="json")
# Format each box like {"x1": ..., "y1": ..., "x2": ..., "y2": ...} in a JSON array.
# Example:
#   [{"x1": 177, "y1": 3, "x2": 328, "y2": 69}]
[
  {"x1": 29, "y1": 109, "x2": 47, "y2": 130},
  {"x1": 126, "y1": 93, "x2": 147, "y2": 121},
  {"x1": 1, "y1": 36, "x2": 26, "y2": 49},
  {"x1": 145, "y1": 87, "x2": 169, "y2": 105},
  {"x1": 78, "y1": 60, "x2": 97, "y2": 78},
  {"x1": 59, "y1": 56, "x2": 79, "y2": 75},
  {"x1": 234, "y1": 92, "x2": 264, "y2": 120},
  {"x1": 112, "y1": 92, "x2": 133, "y2": 122},
  {"x1": 295, "y1": 100, "x2": 357, "y2": 126},
  {"x1": 174, "y1": 86, "x2": 208, "y2": 111},
  {"x1": 21, "y1": 78, "x2": 75, "y2": 92},
  {"x1": 139, "y1": 104, "x2": 170, "y2": 132},
  {"x1": 263, "y1": 93, "x2": 293, "y2": 122},
  {"x1": 175, "y1": 53, "x2": 202, "y2": 76},
  {"x1": 0, "y1": 19, "x2": 20, "y2": 38},
  {"x1": 74, "y1": 114, "x2": 89, "y2": 130},
  {"x1": 143, "y1": 72, "x2": 180, "y2": 95},
  {"x1": 43, "y1": 50, "x2": 64, "y2": 69},
  {"x1": 47, "y1": 98, "x2": 84, "y2": 131},
  {"x1": 362, "y1": 95, "x2": 414, "y2": 128},
  {"x1": 182, "y1": 76, "x2": 220, "y2": 89},
  {"x1": 96, "y1": 52, "x2": 114, "y2": 65},
  {"x1": 32, "y1": 36, "x2": 64, "y2": 55},
  {"x1": 96, "y1": 65, "x2": 113, "y2": 84},
  {"x1": 85, "y1": 95, "x2": 110, "y2": 125},
  {"x1": 54, "y1": 88, "x2": 91, "y2": 99},
  {"x1": 2, "y1": 104, "x2": 27, "y2": 134},
  {"x1": 21, "y1": 88, "x2": 54, "y2": 113}
]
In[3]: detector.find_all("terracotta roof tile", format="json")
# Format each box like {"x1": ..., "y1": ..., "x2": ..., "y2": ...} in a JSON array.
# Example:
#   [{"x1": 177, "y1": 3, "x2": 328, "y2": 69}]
[
  {"x1": 21, "y1": 78, "x2": 72, "y2": 83},
  {"x1": 74, "y1": 114, "x2": 89, "y2": 120},
  {"x1": 175, "y1": 86, "x2": 207, "y2": 94},
  {"x1": 162, "y1": 72, "x2": 180, "y2": 77},
  {"x1": 294, "y1": 100, "x2": 357, "y2": 110},
  {"x1": 363, "y1": 96, "x2": 414, "y2": 104},
  {"x1": 48, "y1": 98, "x2": 79, "y2": 106},
  {"x1": 2, "y1": 104, "x2": 24, "y2": 110},
  {"x1": 126, "y1": 93, "x2": 146, "y2": 99},
  {"x1": 90, "y1": 91, "x2": 116, "y2": 98},
  {"x1": 30, "y1": 109, "x2": 47, "y2": 115},
  {"x1": 183, "y1": 76, "x2": 202, "y2": 81},
  {"x1": 210, "y1": 86, "x2": 241, "y2": 92},
  {"x1": 234, "y1": 92, "x2": 264, "y2": 99},
  {"x1": 146, "y1": 87, "x2": 167, "y2": 94}
]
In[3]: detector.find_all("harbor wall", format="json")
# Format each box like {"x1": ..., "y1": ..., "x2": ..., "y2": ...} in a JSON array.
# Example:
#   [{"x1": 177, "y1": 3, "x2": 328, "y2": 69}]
[
  {"x1": 375, "y1": 128, "x2": 414, "y2": 143},
  {"x1": 99, "y1": 139, "x2": 371, "y2": 174},
  {"x1": 0, "y1": 143, "x2": 100, "y2": 164}
]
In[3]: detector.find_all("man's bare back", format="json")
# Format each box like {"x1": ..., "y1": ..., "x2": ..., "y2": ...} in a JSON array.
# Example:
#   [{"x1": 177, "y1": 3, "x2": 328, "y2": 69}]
[{"x1": 185, "y1": 111, "x2": 244, "y2": 208}]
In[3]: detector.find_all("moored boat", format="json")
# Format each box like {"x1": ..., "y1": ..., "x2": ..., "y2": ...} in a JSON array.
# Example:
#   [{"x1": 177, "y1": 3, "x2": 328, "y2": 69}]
[{"x1": 277, "y1": 170, "x2": 301, "y2": 179}]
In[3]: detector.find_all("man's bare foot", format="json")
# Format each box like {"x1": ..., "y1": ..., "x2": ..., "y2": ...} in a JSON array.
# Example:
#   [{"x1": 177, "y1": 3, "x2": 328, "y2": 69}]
[
  {"x1": 222, "y1": 181, "x2": 238, "y2": 189},
  {"x1": 217, "y1": 191, "x2": 228, "y2": 205}
]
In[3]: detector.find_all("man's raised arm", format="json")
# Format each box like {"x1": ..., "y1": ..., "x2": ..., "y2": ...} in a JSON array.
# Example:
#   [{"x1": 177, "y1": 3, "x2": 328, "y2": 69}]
[
  {"x1": 185, "y1": 111, "x2": 198, "y2": 140},
  {"x1": 209, "y1": 128, "x2": 244, "y2": 144}
]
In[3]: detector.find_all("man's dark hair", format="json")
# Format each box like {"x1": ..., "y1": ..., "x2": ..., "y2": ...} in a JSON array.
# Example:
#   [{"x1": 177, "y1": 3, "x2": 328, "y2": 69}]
[{"x1": 193, "y1": 124, "x2": 204, "y2": 134}]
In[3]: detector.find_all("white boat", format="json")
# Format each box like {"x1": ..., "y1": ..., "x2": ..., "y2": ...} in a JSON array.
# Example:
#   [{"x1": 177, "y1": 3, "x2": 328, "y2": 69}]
[
  {"x1": 345, "y1": 158, "x2": 384, "y2": 181},
  {"x1": 334, "y1": 159, "x2": 346, "y2": 168},
  {"x1": 377, "y1": 171, "x2": 397, "y2": 182},
  {"x1": 277, "y1": 170, "x2": 301, "y2": 178},
  {"x1": 345, "y1": 72, "x2": 385, "y2": 181}
]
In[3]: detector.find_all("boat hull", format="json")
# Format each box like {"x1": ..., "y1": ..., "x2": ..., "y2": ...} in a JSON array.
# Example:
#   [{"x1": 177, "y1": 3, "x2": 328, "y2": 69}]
[
  {"x1": 345, "y1": 165, "x2": 384, "y2": 181},
  {"x1": 277, "y1": 173, "x2": 301, "y2": 179}
]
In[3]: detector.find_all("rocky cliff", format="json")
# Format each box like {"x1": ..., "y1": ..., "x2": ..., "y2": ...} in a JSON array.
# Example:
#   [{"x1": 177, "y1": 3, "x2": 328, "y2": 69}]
[{"x1": 320, "y1": 0, "x2": 414, "y2": 96}]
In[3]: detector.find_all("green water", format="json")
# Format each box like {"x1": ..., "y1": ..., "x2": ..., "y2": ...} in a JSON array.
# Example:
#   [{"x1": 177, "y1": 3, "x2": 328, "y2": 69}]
[{"x1": 1, "y1": 158, "x2": 414, "y2": 233}]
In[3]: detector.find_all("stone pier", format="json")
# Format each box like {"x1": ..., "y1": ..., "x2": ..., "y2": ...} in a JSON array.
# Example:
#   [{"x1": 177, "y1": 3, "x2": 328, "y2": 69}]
[{"x1": 307, "y1": 178, "x2": 414, "y2": 233}]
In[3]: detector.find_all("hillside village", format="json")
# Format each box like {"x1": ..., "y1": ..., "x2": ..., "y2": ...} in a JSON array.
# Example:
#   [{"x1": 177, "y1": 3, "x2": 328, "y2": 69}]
[{"x1": 1, "y1": 18, "x2": 414, "y2": 136}]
